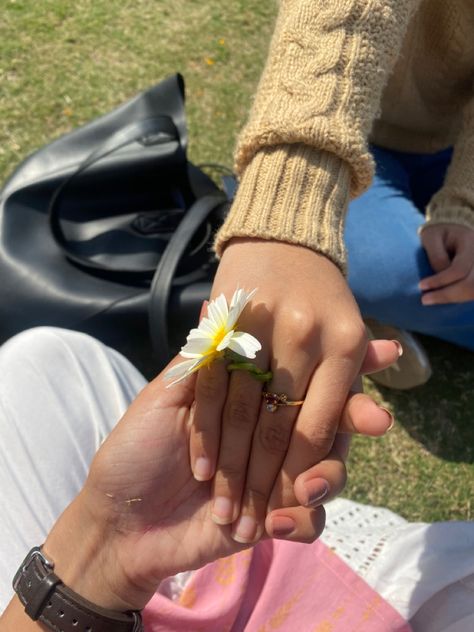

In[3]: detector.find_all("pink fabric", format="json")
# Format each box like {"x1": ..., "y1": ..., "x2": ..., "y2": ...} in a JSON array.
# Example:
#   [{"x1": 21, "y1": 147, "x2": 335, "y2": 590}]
[{"x1": 143, "y1": 540, "x2": 411, "y2": 631}]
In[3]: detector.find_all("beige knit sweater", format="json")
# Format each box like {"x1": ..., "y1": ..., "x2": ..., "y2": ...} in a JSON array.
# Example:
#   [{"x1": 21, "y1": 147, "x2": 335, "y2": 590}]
[{"x1": 214, "y1": 0, "x2": 474, "y2": 271}]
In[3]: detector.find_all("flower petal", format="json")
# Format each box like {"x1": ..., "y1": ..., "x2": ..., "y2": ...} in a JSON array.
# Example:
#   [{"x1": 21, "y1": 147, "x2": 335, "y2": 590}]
[
  {"x1": 216, "y1": 329, "x2": 235, "y2": 352},
  {"x1": 180, "y1": 335, "x2": 214, "y2": 358},
  {"x1": 163, "y1": 357, "x2": 203, "y2": 386},
  {"x1": 227, "y1": 288, "x2": 257, "y2": 329},
  {"x1": 207, "y1": 294, "x2": 229, "y2": 330},
  {"x1": 196, "y1": 317, "x2": 218, "y2": 336},
  {"x1": 226, "y1": 331, "x2": 262, "y2": 359}
]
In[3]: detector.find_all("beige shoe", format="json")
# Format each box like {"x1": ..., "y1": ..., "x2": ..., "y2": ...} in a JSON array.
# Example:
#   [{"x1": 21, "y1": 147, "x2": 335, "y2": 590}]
[{"x1": 365, "y1": 319, "x2": 432, "y2": 390}]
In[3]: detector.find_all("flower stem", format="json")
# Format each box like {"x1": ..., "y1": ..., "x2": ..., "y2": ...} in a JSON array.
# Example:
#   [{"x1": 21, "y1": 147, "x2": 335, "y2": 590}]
[{"x1": 226, "y1": 361, "x2": 272, "y2": 383}]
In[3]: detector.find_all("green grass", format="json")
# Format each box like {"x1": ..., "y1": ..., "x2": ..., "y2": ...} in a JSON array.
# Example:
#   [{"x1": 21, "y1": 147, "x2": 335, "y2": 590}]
[{"x1": 1, "y1": 0, "x2": 472, "y2": 522}]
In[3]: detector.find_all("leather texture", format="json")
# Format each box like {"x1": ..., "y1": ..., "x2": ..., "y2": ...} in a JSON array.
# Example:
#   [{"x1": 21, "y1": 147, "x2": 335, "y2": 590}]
[
  {"x1": 0, "y1": 75, "x2": 228, "y2": 374},
  {"x1": 15, "y1": 553, "x2": 142, "y2": 631}
]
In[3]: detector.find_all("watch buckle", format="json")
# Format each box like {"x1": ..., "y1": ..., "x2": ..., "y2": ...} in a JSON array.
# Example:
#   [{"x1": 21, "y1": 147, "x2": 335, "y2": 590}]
[
  {"x1": 132, "y1": 611, "x2": 144, "y2": 631},
  {"x1": 12, "y1": 546, "x2": 54, "y2": 592}
]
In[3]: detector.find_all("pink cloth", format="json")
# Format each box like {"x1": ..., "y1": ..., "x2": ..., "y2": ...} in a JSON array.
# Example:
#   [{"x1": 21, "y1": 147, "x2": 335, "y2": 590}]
[{"x1": 143, "y1": 539, "x2": 411, "y2": 631}]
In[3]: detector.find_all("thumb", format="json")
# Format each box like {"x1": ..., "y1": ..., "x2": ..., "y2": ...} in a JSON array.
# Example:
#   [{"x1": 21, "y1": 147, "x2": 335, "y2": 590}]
[{"x1": 420, "y1": 226, "x2": 451, "y2": 272}]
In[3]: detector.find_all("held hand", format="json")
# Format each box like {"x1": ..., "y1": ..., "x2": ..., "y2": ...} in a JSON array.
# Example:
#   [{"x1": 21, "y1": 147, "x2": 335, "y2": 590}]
[
  {"x1": 419, "y1": 223, "x2": 474, "y2": 304},
  {"x1": 38, "y1": 338, "x2": 397, "y2": 617},
  {"x1": 189, "y1": 238, "x2": 392, "y2": 543}
]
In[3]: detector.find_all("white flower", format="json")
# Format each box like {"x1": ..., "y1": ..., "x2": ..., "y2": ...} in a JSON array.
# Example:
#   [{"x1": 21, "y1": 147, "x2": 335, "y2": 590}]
[{"x1": 164, "y1": 288, "x2": 261, "y2": 386}]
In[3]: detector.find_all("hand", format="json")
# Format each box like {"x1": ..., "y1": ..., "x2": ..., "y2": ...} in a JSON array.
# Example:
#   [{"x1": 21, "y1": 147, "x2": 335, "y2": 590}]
[
  {"x1": 419, "y1": 223, "x2": 474, "y2": 304},
  {"x1": 188, "y1": 238, "x2": 389, "y2": 543},
  {"x1": 37, "y1": 332, "x2": 396, "y2": 615}
]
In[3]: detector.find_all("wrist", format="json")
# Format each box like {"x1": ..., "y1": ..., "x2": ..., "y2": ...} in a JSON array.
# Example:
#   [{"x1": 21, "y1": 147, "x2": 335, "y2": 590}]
[{"x1": 43, "y1": 490, "x2": 153, "y2": 612}]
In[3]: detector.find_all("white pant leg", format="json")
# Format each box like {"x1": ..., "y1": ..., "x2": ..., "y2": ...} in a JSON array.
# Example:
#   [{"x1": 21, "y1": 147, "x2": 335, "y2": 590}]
[{"x1": 0, "y1": 327, "x2": 147, "y2": 611}]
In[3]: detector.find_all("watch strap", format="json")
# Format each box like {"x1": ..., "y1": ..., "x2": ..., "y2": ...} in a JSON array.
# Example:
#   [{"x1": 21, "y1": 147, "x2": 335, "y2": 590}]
[{"x1": 14, "y1": 547, "x2": 143, "y2": 632}]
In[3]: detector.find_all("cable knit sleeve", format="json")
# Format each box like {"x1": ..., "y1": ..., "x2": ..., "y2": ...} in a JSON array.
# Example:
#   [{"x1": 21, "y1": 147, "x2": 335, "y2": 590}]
[
  {"x1": 424, "y1": 95, "x2": 474, "y2": 232},
  {"x1": 214, "y1": 0, "x2": 421, "y2": 271}
]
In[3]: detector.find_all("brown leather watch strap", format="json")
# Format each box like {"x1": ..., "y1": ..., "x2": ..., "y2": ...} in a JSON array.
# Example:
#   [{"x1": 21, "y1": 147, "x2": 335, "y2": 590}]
[{"x1": 14, "y1": 547, "x2": 143, "y2": 631}]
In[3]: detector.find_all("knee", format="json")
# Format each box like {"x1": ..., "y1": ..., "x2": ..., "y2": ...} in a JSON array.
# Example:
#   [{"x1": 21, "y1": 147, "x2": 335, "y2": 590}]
[{"x1": 0, "y1": 327, "x2": 103, "y2": 374}]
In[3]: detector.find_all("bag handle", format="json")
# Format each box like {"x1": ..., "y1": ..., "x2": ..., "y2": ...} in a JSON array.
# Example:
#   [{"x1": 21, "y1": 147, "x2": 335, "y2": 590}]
[
  {"x1": 48, "y1": 116, "x2": 182, "y2": 278},
  {"x1": 149, "y1": 192, "x2": 227, "y2": 365}
]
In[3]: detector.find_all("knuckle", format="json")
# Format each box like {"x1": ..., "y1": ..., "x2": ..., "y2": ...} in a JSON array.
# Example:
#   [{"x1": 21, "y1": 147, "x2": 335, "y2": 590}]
[
  {"x1": 218, "y1": 461, "x2": 246, "y2": 485},
  {"x1": 307, "y1": 422, "x2": 336, "y2": 458},
  {"x1": 226, "y1": 396, "x2": 255, "y2": 429},
  {"x1": 332, "y1": 319, "x2": 367, "y2": 358},
  {"x1": 280, "y1": 306, "x2": 316, "y2": 347},
  {"x1": 258, "y1": 420, "x2": 292, "y2": 455},
  {"x1": 245, "y1": 486, "x2": 268, "y2": 507},
  {"x1": 196, "y1": 370, "x2": 222, "y2": 403}
]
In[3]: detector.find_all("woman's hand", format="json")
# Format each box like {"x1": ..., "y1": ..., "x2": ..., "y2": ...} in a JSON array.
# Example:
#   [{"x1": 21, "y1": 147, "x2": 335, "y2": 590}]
[
  {"x1": 420, "y1": 223, "x2": 474, "y2": 304},
  {"x1": 188, "y1": 238, "x2": 384, "y2": 543}
]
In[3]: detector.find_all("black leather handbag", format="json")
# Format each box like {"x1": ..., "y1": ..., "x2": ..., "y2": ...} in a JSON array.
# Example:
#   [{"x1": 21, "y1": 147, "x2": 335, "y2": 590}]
[{"x1": 0, "y1": 75, "x2": 229, "y2": 374}]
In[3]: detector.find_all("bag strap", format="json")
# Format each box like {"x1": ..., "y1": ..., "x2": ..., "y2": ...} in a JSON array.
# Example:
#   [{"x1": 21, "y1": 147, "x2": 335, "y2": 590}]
[
  {"x1": 48, "y1": 116, "x2": 182, "y2": 278},
  {"x1": 149, "y1": 192, "x2": 227, "y2": 365}
]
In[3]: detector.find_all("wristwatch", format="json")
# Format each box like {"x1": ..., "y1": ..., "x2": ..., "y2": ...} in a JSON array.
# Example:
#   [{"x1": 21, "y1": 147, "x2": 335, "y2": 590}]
[{"x1": 13, "y1": 546, "x2": 143, "y2": 631}]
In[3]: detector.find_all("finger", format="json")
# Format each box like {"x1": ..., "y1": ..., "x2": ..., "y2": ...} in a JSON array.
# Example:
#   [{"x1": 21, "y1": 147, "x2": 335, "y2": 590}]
[
  {"x1": 268, "y1": 353, "x2": 362, "y2": 511},
  {"x1": 421, "y1": 271, "x2": 474, "y2": 305},
  {"x1": 359, "y1": 339, "x2": 402, "y2": 374},
  {"x1": 265, "y1": 504, "x2": 326, "y2": 543},
  {"x1": 210, "y1": 364, "x2": 268, "y2": 525},
  {"x1": 189, "y1": 360, "x2": 229, "y2": 481},
  {"x1": 338, "y1": 392, "x2": 394, "y2": 435},
  {"x1": 292, "y1": 442, "x2": 347, "y2": 509},
  {"x1": 419, "y1": 255, "x2": 471, "y2": 292},
  {"x1": 229, "y1": 347, "x2": 316, "y2": 543},
  {"x1": 420, "y1": 226, "x2": 451, "y2": 272}
]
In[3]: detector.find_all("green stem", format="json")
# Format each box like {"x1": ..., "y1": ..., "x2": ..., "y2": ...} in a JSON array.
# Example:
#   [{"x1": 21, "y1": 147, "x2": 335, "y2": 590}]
[{"x1": 226, "y1": 361, "x2": 272, "y2": 383}]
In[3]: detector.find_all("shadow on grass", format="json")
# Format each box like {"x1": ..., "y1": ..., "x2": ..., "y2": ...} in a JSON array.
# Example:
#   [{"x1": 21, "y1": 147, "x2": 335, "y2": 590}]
[{"x1": 377, "y1": 336, "x2": 474, "y2": 464}]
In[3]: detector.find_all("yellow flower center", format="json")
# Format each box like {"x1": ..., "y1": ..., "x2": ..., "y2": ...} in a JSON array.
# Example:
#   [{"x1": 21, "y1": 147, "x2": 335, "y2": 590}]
[{"x1": 212, "y1": 326, "x2": 228, "y2": 350}]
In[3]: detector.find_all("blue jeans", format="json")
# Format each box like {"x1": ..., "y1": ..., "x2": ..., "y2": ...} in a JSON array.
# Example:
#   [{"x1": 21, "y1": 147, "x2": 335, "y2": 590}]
[{"x1": 344, "y1": 145, "x2": 474, "y2": 351}]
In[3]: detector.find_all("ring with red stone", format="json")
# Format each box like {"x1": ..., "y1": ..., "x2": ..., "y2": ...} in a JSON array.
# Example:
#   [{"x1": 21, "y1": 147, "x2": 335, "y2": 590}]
[{"x1": 262, "y1": 391, "x2": 305, "y2": 413}]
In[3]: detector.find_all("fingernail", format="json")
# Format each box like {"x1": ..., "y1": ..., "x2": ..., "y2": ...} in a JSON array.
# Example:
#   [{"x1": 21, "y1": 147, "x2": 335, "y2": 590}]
[
  {"x1": 212, "y1": 496, "x2": 234, "y2": 524},
  {"x1": 422, "y1": 295, "x2": 435, "y2": 305},
  {"x1": 379, "y1": 407, "x2": 395, "y2": 432},
  {"x1": 232, "y1": 515, "x2": 258, "y2": 543},
  {"x1": 271, "y1": 515, "x2": 296, "y2": 538},
  {"x1": 193, "y1": 457, "x2": 212, "y2": 481},
  {"x1": 303, "y1": 478, "x2": 330, "y2": 507},
  {"x1": 391, "y1": 340, "x2": 403, "y2": 357},
  {"x1": 419, "y1": 281, "x2": 429, "y2": 291}
]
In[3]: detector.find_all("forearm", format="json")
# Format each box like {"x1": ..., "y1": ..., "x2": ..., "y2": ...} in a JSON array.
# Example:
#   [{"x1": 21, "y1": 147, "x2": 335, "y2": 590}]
[
  {"x1": 215, "y1": 0, "x2": 422, "y2": 268},
  {"x1": 425, "y1": 97, "x2": 474, "y2": 232}
]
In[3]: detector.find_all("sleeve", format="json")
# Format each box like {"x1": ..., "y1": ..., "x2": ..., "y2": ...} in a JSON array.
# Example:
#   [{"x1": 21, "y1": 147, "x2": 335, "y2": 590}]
[
  {"x1": 214, "y1": 0, "x2": 422, "y2": 271},
  {"x1": 424, "y1": 95, "x2": 474, "y2": 232}
]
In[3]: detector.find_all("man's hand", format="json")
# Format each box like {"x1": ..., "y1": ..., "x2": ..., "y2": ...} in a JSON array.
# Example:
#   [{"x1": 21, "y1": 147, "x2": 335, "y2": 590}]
[
  {"x1": 189, "y1": 238, "x2": 388, "y2": 544},
  {"x1": 419, "y1": 223, "x2": 474, "y2": 304}
]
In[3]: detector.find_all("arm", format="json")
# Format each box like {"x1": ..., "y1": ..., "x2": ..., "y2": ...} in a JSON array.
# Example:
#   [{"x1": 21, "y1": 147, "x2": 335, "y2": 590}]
[
  {"x1": 191, "y1": 0, "x2": 420, "y2": 539},
  {"x1": 419, "y1": 95, "x2": 474, "y2": 303},
  {"x1": 216, "y1": 0, "x2": 423, "y2": 270}
]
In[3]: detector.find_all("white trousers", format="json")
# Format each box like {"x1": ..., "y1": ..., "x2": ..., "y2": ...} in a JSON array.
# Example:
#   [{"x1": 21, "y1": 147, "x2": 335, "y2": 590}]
[
  {"x1": 1, "y1": 328, "x2": 473, "y2": 631},
  {"x1": 0, "y1": 327, "x2": 146, "y2": 610}
]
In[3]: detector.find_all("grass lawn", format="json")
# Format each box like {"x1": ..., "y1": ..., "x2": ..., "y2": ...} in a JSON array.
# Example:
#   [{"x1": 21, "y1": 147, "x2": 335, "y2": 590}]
[{"x1": 1, "y1": 0, "x2": 472, "y2": 522}]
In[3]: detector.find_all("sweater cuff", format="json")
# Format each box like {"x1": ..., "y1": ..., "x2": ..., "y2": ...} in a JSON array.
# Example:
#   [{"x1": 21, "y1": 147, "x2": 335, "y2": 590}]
[
  {"x1": 424, "y1": 191, "x2": 474, "y2": 232},
  {"x1": 213, "y1": 145, "x2": 351, "y2": 273}
]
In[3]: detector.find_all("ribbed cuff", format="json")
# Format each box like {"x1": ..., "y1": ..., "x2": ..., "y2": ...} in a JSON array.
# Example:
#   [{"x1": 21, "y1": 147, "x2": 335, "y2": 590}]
[
  {"x1": 213, "y1": 145, "x2": 351, "y2": 273},
  {"x1": 424, "y1": 194, "x2": 474, "y2": 232}
]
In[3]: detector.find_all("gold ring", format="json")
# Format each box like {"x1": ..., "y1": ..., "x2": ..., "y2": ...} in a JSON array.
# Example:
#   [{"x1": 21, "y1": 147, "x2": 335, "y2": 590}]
[{"x1": 262, "y1": 391, "x2": 305, "y2": 413}]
